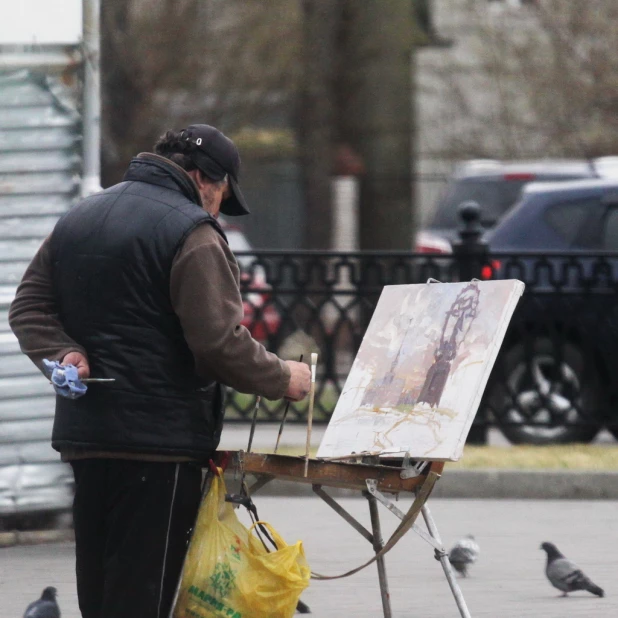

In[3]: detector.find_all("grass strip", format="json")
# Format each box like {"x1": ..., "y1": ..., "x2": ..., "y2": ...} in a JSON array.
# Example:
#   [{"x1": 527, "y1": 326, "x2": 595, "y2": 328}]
[{"x1": 260, "y1": 444, "x2": 618, "y2": 470}]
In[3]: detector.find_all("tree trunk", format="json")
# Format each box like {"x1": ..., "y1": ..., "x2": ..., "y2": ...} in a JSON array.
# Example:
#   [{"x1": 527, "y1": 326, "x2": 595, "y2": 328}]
[
  {"x1": 338, "y1": 0, "x2": 416, "y2": 250},
  {"x1": 298, "y1": 0, "x2": 340, "y2": 249}
]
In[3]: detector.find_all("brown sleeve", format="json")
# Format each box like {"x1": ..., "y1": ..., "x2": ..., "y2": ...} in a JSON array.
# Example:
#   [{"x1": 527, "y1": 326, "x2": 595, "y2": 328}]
[
  {"x1": 170, "y1": 224, "x2": 291, "y2": 400},
  {"x1": 8, "y1": 236, "x2": 87, "y2": 373}
]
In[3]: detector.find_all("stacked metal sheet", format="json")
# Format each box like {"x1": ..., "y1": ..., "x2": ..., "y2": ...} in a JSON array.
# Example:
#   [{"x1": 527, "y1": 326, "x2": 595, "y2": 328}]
[{"x1": 0, "y1": 66, "x2": 81, "y2": 519}]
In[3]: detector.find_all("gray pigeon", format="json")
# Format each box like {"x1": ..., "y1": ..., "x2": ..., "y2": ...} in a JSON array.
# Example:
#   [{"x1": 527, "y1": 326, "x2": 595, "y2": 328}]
[
  {"x1": 540, "y1": 542, "x2": 604, "y2": 597},
  {"x1": 23, "y1": 587, "x2": 60, "y2": 618},
  {"x1": 448, "y1": 534, "x2": 480, "y2": 577},
  {"x1": 296, "y1": 599, "x2": 311, "y2": 613}
]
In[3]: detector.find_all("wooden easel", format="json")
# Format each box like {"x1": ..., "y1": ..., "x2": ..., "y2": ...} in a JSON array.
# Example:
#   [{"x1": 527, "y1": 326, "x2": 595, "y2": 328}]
[
  {"x1": 215, "y1": 280, "x2": 526, "y2": 616},
  {"x1": 219, "y1": 450, "x2": 471, "y2": 618}
]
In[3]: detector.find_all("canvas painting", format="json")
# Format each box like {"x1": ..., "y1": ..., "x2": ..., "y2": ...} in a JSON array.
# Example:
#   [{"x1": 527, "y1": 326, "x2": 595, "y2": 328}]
[{"x1": 317, "y1": 280, "x2": 525, "y2": 461}]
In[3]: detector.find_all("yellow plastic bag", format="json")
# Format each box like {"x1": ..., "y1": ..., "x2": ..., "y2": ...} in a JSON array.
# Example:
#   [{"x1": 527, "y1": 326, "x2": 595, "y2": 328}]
[{"x1": 172, "y1": 469, "x2": 310, "y2": 618}]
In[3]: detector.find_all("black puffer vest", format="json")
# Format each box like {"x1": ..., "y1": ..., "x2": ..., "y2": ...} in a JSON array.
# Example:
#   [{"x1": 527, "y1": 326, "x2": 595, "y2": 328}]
[{"x1": 50, "y1": 154, "x2": 227, "y2": 459}]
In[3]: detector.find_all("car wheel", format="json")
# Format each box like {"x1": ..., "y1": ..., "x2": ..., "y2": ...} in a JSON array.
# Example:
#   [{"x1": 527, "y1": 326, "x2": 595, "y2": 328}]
[{"x1": 484, "y1": 339, "x2": 601, "y2": 444}]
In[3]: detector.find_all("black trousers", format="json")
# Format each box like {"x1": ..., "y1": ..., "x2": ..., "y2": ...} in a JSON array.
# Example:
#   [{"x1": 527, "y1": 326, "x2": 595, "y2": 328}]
[{"x1": 70, "y1": 459, "x2": 203, "y2": 618}]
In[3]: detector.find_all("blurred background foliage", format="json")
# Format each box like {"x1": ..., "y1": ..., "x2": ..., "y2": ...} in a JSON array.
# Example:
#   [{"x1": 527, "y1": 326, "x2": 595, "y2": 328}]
[
  {"x1": 100, "y1": 0, "x2": 419, "y2": 251},
  {"x1": 101, "y1": 0, "x2": 302, "y2": 183},
  {"x1": 421, "y1": 0, "x2": 618, "y2": 160},
  {"x1": 99, "y1": 0, "x2": 618, "y2": 249}
]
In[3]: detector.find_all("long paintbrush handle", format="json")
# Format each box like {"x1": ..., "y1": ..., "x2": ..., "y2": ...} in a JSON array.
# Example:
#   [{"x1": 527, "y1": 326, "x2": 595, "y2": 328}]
[
  {"x1": 303, "y1": 353, "x2": 318, "y2": 477},
  {"x1": 247, "y1": 396, "x2": 261, "y2": 454},
  {"x1": 274, "y1": 353, "x2": 303, "y2": 454},
  {"x1": 273, "y1": 404, "x2": 288, "y2": 454}
]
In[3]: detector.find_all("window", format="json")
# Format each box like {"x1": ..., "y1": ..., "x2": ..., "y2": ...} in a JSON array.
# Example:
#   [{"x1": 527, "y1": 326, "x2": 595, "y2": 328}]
[
  {"x1": 601, "y1": 208, "x2": 618, "y2": 250},
  {"x1": 432, "y1": 178, "x2": 528, "y2": 228},
  {"x1": 544, "y1": 198, "x2": 600, "y2": 246}
]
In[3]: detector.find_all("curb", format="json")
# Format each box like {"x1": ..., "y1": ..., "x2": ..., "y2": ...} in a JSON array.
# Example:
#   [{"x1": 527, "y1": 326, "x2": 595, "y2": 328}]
[
  {"x1": 0, "y1": 528, "x2": 74, "y2": 549},
  {"x1": 2, "y1": 470, "x2": 615, "y2": 549},
  {"x1": 432, "y1": 469, "x2": 618, "y2": 500},
  {"x1": 231, "y1": 469, "x2": 618, "y2": 500}
]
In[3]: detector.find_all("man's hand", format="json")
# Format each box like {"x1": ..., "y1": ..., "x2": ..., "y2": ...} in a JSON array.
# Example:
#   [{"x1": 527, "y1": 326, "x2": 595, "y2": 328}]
[
  {"x1": 284, "y1": 360, "x2": 311, "y2": 401},
  {"x1": 62, "y1": 351, "x2": 90, "y2": 380}
]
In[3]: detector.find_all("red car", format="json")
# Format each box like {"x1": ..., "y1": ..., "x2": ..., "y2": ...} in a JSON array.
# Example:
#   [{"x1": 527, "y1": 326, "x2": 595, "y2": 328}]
[{"x1": 223, "y1": 223, "x2": 282, "y2": 342}]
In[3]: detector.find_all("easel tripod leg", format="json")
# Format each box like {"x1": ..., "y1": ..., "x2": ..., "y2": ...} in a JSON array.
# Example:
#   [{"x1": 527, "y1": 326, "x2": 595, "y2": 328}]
[
  {"x1": 366, "y1": 492, "x2": 392, "y2": 618},
  {"x1": 421, "y1": 505, "x2": 472, "y2": 618}
]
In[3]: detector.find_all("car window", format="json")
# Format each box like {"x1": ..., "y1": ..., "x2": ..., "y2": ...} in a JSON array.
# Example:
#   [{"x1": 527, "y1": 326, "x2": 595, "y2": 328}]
[
  {"x1": 431, "y1": 179, "x2": 527, "y2": 228},
  {"x1": 226, "y1": 228, "x2": 252, "y2": 252},
  {"x1": 224, "y1": 227, "x2": 255, "y2": 269},
  {"x1": 544, "y1": 198, "x2": 600, "y2": 246},
  {"x1": 601, "y1": 208, "x2": 618, "y2": 250}
]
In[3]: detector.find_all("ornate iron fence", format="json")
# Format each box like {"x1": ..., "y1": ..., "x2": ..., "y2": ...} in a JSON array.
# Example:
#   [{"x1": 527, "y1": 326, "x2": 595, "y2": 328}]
[
  {"x1": 231, "y1": 249, "x2": 456, "y2": 421},
  {"x1": 479, "y1": 251, "x2": 618, "y2": 444},
  {"x1": 229, "y1": 247, "x2": 618, "y2": 445}
]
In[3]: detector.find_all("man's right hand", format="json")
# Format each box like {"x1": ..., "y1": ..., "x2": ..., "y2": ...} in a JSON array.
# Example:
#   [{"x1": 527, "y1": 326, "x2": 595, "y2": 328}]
[
  {"x1": 62, "y1": 351, "x2": 90, "y2": 380},
  {"x1": 284, "y1": 360, "x2": 311, "y2": 401}
]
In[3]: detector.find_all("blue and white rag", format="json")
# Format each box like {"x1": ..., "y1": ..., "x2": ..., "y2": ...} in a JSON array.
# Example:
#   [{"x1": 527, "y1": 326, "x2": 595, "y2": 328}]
[{"x1": 43, "y1": 359, "x2": 88, "y2": 399}]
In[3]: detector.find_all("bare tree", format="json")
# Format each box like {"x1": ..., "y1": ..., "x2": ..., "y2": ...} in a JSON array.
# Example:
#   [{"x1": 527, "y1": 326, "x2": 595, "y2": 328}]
[
  {"x1": 101, "y1": 0, "x2": 418, "y2": 249},
  {"x1": 337, "y1": 0, "x2": 416, "y2": 250},
  {"x1": 298, "y1": 0, "x2": 340, "y2": 249},
  {"x1": 299, "y1": 0, "x2": 417, "y2": 249},
  {"x1": 101, "y1": 0, "x2": 204, "y2": 184},
  {"x1": 420, "y1": 0, "x2": 618, "y2": 162},
  {"x1": 101, "y1": 0, "x2": 301, "y2": 185}
]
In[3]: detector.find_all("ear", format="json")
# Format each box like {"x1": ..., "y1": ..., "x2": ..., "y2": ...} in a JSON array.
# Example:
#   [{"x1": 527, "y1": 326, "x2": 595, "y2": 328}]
[{"x1": 187, "y1": 168, "x2": 204, "y2": 188}]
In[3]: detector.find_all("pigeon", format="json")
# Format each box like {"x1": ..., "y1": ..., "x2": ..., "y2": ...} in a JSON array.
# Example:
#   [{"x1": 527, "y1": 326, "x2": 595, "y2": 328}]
[
  {"x1": 296, "y1": 598, "x2": 311, "y2": 613},
  {"x1": 23, "y1": 587, "x2": 61, "y2": 618},
  {"x1": 540, "y1": 542, "x2": 604, "y2": 597},
  {"x1": 448, "y1": 534, "x2": 480, "y2": 577}
]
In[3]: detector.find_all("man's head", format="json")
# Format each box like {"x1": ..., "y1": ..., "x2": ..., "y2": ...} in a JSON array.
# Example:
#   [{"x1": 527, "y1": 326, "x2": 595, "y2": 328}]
[{"x1": 154, "y1": 124, "x2": 250, "y2": 218}]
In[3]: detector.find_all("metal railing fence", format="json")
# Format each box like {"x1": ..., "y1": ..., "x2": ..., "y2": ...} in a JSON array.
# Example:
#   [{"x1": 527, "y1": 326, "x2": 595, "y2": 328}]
[{"x1": 232, "y1": 246, "x2": 618, "y2": 445}]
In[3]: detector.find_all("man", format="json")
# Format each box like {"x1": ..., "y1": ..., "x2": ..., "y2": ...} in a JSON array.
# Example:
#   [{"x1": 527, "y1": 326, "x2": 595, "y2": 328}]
[{"x1": 9, "y1": 124, "x2": 311, "y2": 618}]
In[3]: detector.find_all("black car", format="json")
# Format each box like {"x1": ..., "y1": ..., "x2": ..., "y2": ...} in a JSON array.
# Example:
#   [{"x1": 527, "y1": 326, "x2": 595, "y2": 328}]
[
  {"x1": 481, "y1": 178, "x2": 618, "y2": 444},
  {"x1": 417, "y1": 158, "x2": 608, "y2": 253}
]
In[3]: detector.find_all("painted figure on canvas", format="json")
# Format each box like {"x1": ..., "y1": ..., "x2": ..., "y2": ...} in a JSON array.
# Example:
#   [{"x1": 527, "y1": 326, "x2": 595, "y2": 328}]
[{"x1": 417, "y1": 283, "x2": 480, "y2": 408}]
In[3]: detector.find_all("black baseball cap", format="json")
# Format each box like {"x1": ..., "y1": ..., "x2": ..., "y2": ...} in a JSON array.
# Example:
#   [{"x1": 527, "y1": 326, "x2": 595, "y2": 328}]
[{"x1": 181, "y1": 124, "x2": 250, "y2": 216}]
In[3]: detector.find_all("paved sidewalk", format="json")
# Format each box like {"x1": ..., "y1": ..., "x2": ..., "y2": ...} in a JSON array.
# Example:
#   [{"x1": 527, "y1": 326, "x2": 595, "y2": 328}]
[
  {"x1": 1, "y1": 498, "x2": 616, "y2": 617},
  {"x1": 218, "y1": 422, "x2": 326, "y2": 452}
]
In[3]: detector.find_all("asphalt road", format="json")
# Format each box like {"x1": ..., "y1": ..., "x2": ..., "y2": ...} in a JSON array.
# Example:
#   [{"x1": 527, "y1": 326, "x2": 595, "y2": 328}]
[{"x1": 1, "y1": 497, "x2": 616, "y2": 617}]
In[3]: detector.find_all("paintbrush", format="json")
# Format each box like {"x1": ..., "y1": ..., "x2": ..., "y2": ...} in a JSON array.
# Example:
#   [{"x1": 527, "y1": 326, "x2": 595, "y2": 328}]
[
  {"x1": 274, "y1": 353, "x2": 303, "y2": 454},
  {"x1": 239, "y1": 395, "x2": 262, "y2": 492},
  {"x1": 246, "y1": 395, "x2": 261, "y2": 454},
  {"x1": 303, "y1": 352, "x2": 318, "y2": 477}
]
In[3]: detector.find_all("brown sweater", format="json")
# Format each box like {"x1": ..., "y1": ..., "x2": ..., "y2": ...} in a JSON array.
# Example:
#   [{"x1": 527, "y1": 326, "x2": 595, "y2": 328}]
[{"x1": 9, "y1": 221, "x2": 290, "y2": 460}]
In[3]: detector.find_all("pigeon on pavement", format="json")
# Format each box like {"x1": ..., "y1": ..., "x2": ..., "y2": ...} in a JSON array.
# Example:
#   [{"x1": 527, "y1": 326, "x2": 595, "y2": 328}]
[
  {"x1": 296, "y1": 598, "x2": 311, "y2": 613},
  {"x1": 540, "y1": 542, "x2": 604, "y2": 597},
  {"x1": 448, "y1": 534, "x2": 480, "y2": 577},
  {"x1": 23, "y1": 587, "x2": 61, "y2": 618}
]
